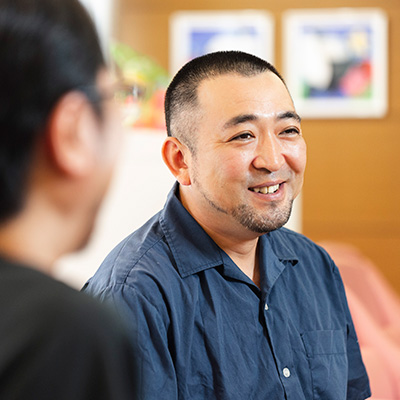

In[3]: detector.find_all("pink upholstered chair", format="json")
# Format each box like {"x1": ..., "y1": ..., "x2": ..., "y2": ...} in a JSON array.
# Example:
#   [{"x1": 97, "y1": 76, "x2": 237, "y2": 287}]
[
  {"x1": 345, "y1": 287, "x2": 400, "y2": 399},
  {"x1": 319, "y1": 241, "x2": 400, "y2": 345}
]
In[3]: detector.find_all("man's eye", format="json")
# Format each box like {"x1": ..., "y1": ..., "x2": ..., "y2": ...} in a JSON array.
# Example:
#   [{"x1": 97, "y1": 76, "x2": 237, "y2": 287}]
[
  {"x1": 231, "y1": 132, "x2": 254, "y2": 141},
  {"x1": 282, "y1": 128, "x2": 300, "y2": 136}
]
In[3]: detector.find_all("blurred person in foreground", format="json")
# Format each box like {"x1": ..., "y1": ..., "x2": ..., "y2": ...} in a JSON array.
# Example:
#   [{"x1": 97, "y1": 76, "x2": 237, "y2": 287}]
[
  {"x1": 0, "y1": 0, "x2": 136, "y2": 398},
  {"x1": 84, "y1": 51, "x2": 371, "y2": 399}
]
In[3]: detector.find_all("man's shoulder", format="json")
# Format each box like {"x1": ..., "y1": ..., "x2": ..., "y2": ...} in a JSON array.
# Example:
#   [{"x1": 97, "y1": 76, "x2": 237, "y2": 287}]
[{"x1": 86, "y1": 210, "x2": 178, "y2": 290}]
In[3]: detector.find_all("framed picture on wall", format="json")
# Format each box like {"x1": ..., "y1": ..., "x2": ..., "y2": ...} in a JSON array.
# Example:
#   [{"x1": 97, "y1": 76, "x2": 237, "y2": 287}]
[
  {"x1": 169, "y1": 10, "x2": 274, "y2": 75},
  {"x1": 283, "y1": 8, "x2": 388, "y2": 119}
]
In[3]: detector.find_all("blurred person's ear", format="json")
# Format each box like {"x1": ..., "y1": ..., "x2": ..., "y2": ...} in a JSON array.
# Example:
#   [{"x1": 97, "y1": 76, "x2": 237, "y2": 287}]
[
  {"x1": 45, "y1": 92, "x2": 99, "y2": 178},
  {"x1": 162, "y1": 137, "x2": 191, "y2": 186}
]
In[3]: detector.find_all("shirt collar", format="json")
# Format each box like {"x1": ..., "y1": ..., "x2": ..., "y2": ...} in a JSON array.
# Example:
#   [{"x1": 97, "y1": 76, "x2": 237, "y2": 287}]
[
  {"x1": 159, "y1": 183, "x2": 224, "y2": 278},
  {"x1": 160, "y1": 182, "x2": 298, "y2": 278},
  {"x1": 266, "y1": 230, "x2": 299, "y2": 266}
]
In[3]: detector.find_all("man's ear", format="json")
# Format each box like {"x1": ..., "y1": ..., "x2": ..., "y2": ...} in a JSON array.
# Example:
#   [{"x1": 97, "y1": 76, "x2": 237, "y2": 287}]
[
  {"x1": 162, "y1": 137, "x2": 191, "y2": 186},
  {"x1": 45, "y1": 91, "x2": 97, "y2": 178}
]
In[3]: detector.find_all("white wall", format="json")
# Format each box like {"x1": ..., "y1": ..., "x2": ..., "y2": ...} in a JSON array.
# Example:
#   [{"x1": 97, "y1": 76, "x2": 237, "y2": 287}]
[{"x1": 79, "y1": 0, "x2": 115, "y2": 58}]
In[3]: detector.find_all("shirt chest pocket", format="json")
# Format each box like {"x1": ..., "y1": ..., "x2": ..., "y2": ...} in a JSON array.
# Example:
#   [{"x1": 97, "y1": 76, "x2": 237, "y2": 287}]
[{"x1": 301, "y1": 330, "x2": 348, "y2": 400}]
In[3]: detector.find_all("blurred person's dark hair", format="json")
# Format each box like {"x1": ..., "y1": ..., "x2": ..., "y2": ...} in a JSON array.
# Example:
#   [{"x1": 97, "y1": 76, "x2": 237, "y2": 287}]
[{"x1": 0, "y1": 0, "x2": 105, "y2": 222}]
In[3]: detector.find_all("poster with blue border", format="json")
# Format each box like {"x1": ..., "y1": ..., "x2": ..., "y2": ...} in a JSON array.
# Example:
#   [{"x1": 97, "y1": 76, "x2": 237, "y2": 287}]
[{"x1": 170, "y1": 10, "x2": 274, "y2": 75}]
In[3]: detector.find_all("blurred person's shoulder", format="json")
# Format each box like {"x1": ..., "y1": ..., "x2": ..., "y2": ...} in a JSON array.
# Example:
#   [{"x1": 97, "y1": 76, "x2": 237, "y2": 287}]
[
  {"x1": 0, "y1": 255, "x2": 136, "y2": 399},
  {"x1": 0, "y1": 255, "x2": 134, "y2": 348}
]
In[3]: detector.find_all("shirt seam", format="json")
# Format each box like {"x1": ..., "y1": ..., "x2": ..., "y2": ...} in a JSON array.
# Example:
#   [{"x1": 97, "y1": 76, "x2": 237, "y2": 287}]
[{"x1": 111, "y1": 233, "x2": 169, "y2": 286}]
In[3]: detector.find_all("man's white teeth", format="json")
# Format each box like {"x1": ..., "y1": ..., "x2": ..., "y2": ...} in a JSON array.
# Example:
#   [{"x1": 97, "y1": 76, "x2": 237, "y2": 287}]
[{"x1": 252, "y1": 184, "x2": 280, "y2": 194}]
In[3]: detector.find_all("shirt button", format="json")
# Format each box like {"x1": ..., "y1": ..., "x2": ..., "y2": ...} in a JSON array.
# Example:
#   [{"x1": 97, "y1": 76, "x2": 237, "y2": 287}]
[
  {"x1": 283, "y1": 368, "x2": 291, "y2": 378},
  {"x1": 264, "y1": 303, "x2": 269, "y2": 311}
]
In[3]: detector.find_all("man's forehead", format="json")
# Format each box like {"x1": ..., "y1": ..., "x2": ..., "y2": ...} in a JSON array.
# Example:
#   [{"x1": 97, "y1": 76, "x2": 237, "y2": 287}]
[
  {"x1": 197, "y1": 71, "x2": 288, "y2": 102},
  {"x1": 197, "y1": 71, "x2": 293, "y2": 114}
]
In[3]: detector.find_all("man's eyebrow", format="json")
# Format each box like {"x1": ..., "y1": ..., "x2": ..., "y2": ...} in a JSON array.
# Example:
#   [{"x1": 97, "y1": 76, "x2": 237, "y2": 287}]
[
  {"x1": 277, "y1": 111, "x2": 302, "y2": 123},
  {"x1": 222, "y1": 114, "x2": 258, "y2": 130},
  {"x1": 222, "y1": 111, "x2": 301, "y2": 130}
]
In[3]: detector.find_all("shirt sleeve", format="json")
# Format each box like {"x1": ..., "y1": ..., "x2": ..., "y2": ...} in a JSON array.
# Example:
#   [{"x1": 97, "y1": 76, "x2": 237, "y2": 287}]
[
  {"x1": 332, "y1": 265, "x2": 371, "y2": 400},
  {"x1": 100, "y1": 283, "x2": 179, "y2": 400}
]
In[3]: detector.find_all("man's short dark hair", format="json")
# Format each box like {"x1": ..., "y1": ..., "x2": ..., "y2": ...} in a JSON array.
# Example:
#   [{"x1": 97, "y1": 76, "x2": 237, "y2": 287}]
[
  {"x1": 0, "y1": 0, "x2": 105, "y2": 222},
  {"x1": 164, "y1": 51, "x2": 285, "y2": 152}
]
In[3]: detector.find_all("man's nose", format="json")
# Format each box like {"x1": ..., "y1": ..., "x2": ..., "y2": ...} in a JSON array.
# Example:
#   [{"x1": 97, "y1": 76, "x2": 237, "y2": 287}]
[{"x1": 252, "y1": 133, "x2": 285, "y2": 172}]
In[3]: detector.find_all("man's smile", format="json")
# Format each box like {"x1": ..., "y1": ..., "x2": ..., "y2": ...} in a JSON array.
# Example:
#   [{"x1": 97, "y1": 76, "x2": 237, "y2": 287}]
[{"x1": 249, "y1": 183, "x2": 280, "y2": 194}]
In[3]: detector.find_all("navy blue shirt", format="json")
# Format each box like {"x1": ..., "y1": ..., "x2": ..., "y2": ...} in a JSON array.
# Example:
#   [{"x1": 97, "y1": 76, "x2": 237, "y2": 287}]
[{"x1": 84, "y1": 183, "x2": 370, "y2": 400}]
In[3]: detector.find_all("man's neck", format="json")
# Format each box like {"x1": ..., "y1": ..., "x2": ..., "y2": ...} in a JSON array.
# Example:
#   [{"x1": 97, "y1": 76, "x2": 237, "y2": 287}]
[
  {"x1": 201, "y1": 224, "x2": 261, "y2": 286},
  {"x1": 179, "y1": 187, "x2": 262, "y2": 285}
]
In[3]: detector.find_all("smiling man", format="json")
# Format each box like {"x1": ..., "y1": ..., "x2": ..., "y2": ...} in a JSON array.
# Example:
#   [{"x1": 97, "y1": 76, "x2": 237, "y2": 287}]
[{"x1": 84, "y1": 51, "x2": 370, "y2": 400}]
